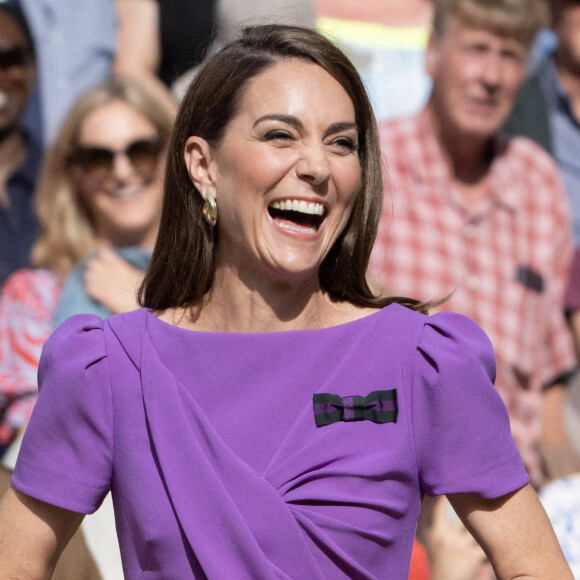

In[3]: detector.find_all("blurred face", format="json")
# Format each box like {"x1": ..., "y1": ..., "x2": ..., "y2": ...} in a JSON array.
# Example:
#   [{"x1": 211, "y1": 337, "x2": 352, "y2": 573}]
[
  {"x1": 426, "y1": 16, "x2": 529, "y2": 140},
  {"x1": 71, "y1": 99, "x2": 164, "y2": 247},
  {"x1": 0, "y1": 11, "x2": 35, "y2": 135},
  {"x1": 553, "y1": 0, "x2": 580, "y2": 72},
  {"x1": 188, "y1": 59, "x2": 361, "y2": 283}
]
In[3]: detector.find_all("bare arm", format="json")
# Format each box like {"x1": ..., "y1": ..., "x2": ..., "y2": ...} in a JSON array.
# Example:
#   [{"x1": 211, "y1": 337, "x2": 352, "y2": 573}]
[
  {"x1": 448, "y1": 483, "x2": 572, "y2": 580},
  {"x1": 114, "y1": 0, "x2": 177, "y2": 115},
  {"x1": 0, "y1": 486, "x2": 83, "y2": 579}
]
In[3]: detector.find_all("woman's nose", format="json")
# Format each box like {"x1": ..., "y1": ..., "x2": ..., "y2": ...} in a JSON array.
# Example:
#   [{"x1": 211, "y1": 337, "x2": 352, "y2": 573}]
[
  {"x1": 112, "y1": 151, "x2": 138, "y2": 182},
  {"x1": 295, "y1": 144, "x2": 331, "y2": 186}
]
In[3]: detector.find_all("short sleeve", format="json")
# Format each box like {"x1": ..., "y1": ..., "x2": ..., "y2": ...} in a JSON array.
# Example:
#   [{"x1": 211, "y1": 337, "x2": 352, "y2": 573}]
[
  {"x1": 12, "y1": 314, "x2": 113, "y2": 514},
  {"x1": 411, "y1": 312, "x2": 529, "y2": 497}
]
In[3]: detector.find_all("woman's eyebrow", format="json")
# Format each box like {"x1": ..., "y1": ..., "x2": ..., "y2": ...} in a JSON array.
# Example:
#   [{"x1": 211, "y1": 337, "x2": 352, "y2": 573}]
[
  {"x1": 253, "y1": 115, "x2": 358, "y2": 135},
  {"x1": 325, "y1": 122, "x2": 358, "y2": 136},
  {"x1": 253, "y1": 114, "x2": 302, "y2": 129}
]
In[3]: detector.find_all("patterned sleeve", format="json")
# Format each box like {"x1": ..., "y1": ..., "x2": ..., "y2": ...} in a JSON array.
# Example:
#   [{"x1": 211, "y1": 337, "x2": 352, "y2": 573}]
[
  {"x1": 11, "y1": 314, "x2": 113, "y2": 514},
  {"x1": 0, "y1": 269, "x2": 61, "y2": 445},
  {"x1": 411, "y1": 311, "x2": 529, "y2": 497}
]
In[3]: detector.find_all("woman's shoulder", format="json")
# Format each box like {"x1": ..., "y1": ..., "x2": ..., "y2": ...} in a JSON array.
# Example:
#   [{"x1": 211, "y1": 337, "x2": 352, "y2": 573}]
[
  {"x1": 412, "y1": 310, "x2": 496, "y2": 394},
  {"x1": 325, "y1": 301, "x2": 472, "y2": 340},
  {"x1": 33, "y1": 315, "x2": 113, "y2": 411},
  {"x1": 45, "y1": 313, "x2": 109, "y2": 364},
  {"x1": 50, "y1": 309, "x2": 148, "y2": 348},
  {"x1": 367, "y1": 303, "x2": 492, "y2": 352},
  {"x1": 327, "y1": 299, "x2": 422, "y2": 327},
  {"x1": 420, "y1": 310, "x2": 494, "y2": 353},
  {"x1": 364, "y1": 304, "x2": 495, "y2": 376},
  {"x1": 38, "y1": 311, "x2": 150, "y2": 398}
]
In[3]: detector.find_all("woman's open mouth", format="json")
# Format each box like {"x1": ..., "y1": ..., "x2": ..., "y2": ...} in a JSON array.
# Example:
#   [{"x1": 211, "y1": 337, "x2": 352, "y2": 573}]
[
  {"x1": 268, "y1": 199, "x2": 326, "y2": 234},
  {"x1": 108, "y1": 185, "x2": 145, "y2": 201}
]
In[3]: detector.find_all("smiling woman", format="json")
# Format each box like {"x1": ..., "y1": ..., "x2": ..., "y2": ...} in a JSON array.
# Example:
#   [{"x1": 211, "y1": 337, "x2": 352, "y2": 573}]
[
  {"x1": 180, "y1": 57, "x2": 362, "y2": 295},
  {"x1": 0, "y1": 24, "x2": 573, "y2": 580},
  {"x1": 146, "y1": 24, "x2": 391, "y2": 316}
]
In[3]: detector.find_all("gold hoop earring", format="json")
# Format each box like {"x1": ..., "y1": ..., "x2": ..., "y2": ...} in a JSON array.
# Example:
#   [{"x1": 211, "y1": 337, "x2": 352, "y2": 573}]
[{"x1": 202, "y1": 192, "x2": 217, "y2": 227}]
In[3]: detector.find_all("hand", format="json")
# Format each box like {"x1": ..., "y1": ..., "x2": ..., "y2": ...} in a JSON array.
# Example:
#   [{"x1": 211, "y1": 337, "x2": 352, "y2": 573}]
[
  {"x1": 83, "y1": 248, "x2": 144, "y2": 315},
  {"x1": 425, "y1": 496, "x2": 491, "y2": 580}
]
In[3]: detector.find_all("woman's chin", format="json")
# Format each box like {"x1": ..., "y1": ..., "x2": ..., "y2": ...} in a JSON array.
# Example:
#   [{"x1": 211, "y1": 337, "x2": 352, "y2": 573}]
[{"x1": 264, "y1": 256, "x2": 325, "y2": 285}]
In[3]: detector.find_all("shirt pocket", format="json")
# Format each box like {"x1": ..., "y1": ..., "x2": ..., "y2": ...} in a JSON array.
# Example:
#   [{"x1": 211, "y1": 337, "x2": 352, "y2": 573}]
[{"x1": 501, "y1": 268, "x2": 547, "y2": 383}]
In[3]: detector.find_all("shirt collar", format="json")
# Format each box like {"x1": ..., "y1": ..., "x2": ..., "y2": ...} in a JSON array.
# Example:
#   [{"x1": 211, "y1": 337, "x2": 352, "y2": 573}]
[
  {"x1": 411, "y1": 108, "x2": 451, "y2": 184},
  {"x1": 488, "y1": 135, "x2": 519, "y2": 211},
  {"x1": 411, "y1": 108, "x2": 518, "y2": 212}
]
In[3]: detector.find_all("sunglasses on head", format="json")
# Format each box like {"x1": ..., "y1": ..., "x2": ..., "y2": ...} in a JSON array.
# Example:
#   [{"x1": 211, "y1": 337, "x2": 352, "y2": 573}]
[
  {"x1": 0, "y1": 46, "x2": 32, "y2": 70},
  {"x1": 68, "y1": 136, "x2": 164, "y2": 180}
]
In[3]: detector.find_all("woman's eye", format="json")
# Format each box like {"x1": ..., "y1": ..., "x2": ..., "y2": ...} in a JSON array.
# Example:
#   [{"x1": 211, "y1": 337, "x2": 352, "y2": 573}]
[
  {"x1": 263, "y1": 130, "x2": 293, "y2": 142},
  {"x1": 331, "y1": 137, "x2": 357, "y2": 153}
]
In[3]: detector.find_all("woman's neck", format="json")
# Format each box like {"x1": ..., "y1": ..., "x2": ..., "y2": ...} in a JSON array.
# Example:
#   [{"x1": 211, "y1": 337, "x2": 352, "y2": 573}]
[
  {"x1": 196, "y1": 268, "x2": 329, "y2": 333},
  {"x1": 162, "y1": 263, "x2": 372, "y2": 334}
]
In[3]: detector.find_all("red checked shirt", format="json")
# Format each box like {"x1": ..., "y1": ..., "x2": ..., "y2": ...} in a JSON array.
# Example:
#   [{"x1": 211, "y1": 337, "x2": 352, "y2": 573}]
[{"x1": 368, "y1": 109, "x2": 577, "y2": 487}]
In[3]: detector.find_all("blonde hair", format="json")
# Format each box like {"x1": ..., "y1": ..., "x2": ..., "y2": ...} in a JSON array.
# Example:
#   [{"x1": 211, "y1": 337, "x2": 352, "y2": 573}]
[
  {"x1": 31, "y1": 77, "x2": 173, "y2": 278},
  {"x1": 433, "y1": 0, "x2": 550, "y2": 45}
]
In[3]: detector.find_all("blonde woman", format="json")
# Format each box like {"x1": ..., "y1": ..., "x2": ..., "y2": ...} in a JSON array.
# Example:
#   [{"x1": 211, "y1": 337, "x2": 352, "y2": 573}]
[
  {"x1": 0, "y1": 76, "x2": 171, "y2": 451},
  {"x1": 0, "y1": 76, "x2": 171, "y2": 579}
]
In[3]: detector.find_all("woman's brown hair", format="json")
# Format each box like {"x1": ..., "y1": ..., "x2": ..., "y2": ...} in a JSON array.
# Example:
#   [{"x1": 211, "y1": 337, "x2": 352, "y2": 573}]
[{"x1": 140, "y1": 25, "x2": 430, "y2": 314}]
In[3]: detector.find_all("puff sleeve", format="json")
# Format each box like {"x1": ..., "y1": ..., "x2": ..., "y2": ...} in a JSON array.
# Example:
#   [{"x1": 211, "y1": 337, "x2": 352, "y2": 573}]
[
  {"x1": 11, "y1": 315, "x2": 113, "y2": 514},
  {"x1": 411, "y1": 312, "x2": 529, "y2": 498}
]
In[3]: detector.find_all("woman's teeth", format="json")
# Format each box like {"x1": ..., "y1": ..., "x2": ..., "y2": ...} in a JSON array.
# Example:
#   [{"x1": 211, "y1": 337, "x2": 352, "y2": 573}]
[
  {"x1": 110, "y1": 186, "x2": 143, "y2": 200},
  {"x1": 277, "y1": 221, "x2": 317, "y2": 234},
  {"x1": 268, "y1": 198, "x2": 325, "y2": 233},
  {"x1": 269, "y1": 199, "x2": 324, "y2": 216}
]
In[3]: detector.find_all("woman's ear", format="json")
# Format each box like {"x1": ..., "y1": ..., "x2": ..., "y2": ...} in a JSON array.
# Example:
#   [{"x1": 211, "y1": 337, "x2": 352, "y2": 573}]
[{"x1": 184, "y1": 136, "x2": 216, "y2": 199}]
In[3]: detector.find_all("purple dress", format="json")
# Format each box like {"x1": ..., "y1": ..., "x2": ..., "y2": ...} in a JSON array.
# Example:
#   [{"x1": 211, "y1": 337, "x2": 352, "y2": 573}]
[{"x1": 12, "y1": 305, "x2": 528, "y2": 579}]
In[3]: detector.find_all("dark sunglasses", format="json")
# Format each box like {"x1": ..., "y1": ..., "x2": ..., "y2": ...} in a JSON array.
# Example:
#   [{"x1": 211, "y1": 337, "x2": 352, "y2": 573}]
[
  {"x1": 0, "y1": 46, "x2": 32, "y2": 70},
  {"x1": 68, "y1": 136, "x2": 164, "y2": 180}
]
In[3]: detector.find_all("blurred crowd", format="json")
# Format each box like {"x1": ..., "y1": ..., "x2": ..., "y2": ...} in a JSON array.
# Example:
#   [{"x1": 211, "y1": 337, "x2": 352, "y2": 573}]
[{"x1": 0, "y1": 0, "x2": 578, "y2": 578}]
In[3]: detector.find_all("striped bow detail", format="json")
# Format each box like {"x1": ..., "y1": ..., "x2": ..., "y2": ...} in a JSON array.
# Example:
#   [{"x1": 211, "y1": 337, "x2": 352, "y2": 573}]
[{"x1": 313, "y1": 389, "x2": 398, "y2": 427}]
